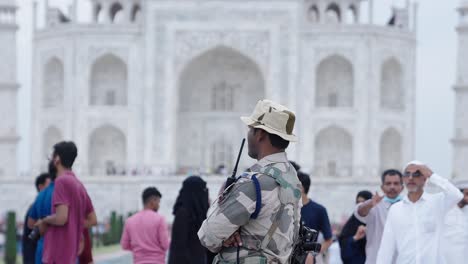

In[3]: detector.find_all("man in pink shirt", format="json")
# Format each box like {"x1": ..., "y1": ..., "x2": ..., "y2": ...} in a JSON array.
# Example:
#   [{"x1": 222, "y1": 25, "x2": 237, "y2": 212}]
[
  {"x1": 121, "y1": 187, "x2": 169, "y2": 264},
  {"x1": 35, "y1": 141, "x2": 97, "y2": 264}
]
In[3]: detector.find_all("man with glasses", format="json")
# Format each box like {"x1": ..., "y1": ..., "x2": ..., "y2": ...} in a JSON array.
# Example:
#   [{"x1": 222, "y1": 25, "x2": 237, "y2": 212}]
[
  {"x1": 354, "y1": 169, "x2": 404, "y2": 264},
  {"x1": 376, "y1": 161, "x2": 463, "y2": 264}
]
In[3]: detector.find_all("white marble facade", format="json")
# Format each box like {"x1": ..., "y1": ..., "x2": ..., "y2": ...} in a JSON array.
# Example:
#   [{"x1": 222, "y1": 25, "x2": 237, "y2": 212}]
[
  {"x1": 0, "y1": 0, "x2": 19, "y2": 178},
  {"x1": 453, "y1": 2, "x2": 468, "y2": 182},
  {"x1": 2, "y1": 0, "x2": 419, "y2": 222}
]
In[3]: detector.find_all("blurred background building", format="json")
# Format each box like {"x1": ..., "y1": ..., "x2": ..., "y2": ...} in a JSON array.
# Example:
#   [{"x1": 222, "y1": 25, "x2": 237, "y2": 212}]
[
  {"x1": 452, "y1": 1, "x2": 468, "y2": 181},
  {"x1": 1, "y1": 0, "x2": 422, "y2": 223}
]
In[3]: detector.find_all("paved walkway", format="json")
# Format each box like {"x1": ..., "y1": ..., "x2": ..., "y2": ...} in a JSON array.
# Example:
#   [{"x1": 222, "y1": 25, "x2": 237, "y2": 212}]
[
  {"x1": 93, "y1": 246, "x2": 344, "y2": 264},
  {"x1": 95, "y1": 250, "x2": 132, "y2": 264}
]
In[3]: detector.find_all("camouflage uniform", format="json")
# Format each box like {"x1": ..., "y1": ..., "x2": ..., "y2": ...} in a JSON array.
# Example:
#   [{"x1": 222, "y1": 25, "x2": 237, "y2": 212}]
[{"x1": 198, "y1": 152, "x2": 302, "y2": 263}]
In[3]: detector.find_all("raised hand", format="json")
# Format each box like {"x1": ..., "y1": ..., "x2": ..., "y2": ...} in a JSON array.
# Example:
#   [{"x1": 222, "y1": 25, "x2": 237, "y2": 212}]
[
  {"x1": 372, "y1": 192, "x2": 384, "y2": 207},
  {"x1": 417, "y1": 164, "x2": 433, "y2": 179},
  {"x1": 353, "y1": 225, "x2": 366, "y2": 241}
]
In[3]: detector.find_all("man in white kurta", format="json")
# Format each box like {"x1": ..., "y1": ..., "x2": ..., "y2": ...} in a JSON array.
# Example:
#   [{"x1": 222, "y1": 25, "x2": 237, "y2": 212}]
[
  {"x1": 442, "y1": 181, "x2": 468, "y2": 264},
  {"x1": 376, "y1": 161, "x2": 463, "y2": 264}
]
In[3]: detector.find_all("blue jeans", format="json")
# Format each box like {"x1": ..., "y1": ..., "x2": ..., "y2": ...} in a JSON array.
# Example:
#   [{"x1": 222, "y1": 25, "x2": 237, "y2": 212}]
[{"x1": 35, "y1": 238, "x2": 44, "y2": 264}]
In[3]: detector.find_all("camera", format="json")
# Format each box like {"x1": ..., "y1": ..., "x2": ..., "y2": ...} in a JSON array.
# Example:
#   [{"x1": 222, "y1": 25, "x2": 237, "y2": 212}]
[
  {"x1": 291, "y1": 223, "x2": 322, "y2": 264},
  {"x1": 299, "y1": 226, "x2": 321, "y2": 253},
  {"x1": 28, "y1": 226, "x2": 41, "y2": 241}
]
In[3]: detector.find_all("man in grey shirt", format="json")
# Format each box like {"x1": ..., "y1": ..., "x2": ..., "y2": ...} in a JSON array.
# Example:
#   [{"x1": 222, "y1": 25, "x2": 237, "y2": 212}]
[{"x1": 354, "y1": 169, "x2": 403, "y2": 264}]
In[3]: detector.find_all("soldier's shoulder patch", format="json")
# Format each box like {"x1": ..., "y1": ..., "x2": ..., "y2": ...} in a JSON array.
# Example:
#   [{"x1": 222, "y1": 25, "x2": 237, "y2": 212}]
[
  {"x1": 260, "y1": 165, "x2": 301, "y2": 199},
  {"x1": 260, "y1": 166, "x2": 282, "y2": 178}
]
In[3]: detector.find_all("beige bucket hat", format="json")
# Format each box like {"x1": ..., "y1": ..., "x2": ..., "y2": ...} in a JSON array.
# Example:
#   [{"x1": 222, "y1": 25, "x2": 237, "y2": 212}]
[{"x1": 241, "y1": 99, "x2": 297, "y2": 142}]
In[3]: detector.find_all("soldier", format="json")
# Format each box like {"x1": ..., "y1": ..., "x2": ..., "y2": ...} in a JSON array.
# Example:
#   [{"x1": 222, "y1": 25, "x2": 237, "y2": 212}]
[{"x1": 198, "y1": 99, "x2": 302, "y2": 263}]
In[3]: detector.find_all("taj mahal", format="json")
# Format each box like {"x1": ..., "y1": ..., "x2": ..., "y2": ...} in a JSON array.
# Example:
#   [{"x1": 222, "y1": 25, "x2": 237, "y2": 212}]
[{"x1": 1, "y1": 0, "x2": 466, "y2": 223}]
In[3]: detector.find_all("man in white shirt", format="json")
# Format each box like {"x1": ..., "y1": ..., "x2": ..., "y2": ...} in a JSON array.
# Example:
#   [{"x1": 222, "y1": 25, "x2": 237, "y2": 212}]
[
  {"x1": 442, "y1": 180, "x2": 468, "y2": 264},
  {"x1": 354, "y1": 169, "x2": 404, "y2": 264},
  {"x1": 376, "y1": 161, "x2": 463, "y2": 264}
]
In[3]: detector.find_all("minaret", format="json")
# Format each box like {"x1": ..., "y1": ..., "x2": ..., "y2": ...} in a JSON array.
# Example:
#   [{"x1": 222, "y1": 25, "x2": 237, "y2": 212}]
[
  {"x1": 452, "y1": 1, "x2": 468, "y2": 180},
  {"x1": 0, "y1": 0, "x2": 19, "y2": 177}
]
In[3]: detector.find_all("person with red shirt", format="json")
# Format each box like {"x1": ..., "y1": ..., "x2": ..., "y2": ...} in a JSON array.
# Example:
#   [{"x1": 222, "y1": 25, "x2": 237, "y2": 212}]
[{"x1": 35, "y1": 141, "x2": 97, "y2": 264}]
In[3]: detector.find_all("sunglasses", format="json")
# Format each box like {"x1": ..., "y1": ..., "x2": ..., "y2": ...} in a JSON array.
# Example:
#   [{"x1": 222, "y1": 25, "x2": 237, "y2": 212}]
[{"x1": 403, "y1": 170, "x2": 423, "y2": 178}]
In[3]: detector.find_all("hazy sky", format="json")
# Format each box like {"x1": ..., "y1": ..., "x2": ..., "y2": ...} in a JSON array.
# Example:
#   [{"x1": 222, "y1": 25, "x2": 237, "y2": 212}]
[{"x1": 15, "y1": 0, "x2": 459, "y2": 177}]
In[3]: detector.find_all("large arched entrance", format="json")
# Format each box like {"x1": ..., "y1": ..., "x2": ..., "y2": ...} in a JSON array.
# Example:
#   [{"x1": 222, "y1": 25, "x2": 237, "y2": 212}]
[{"x1": 177, "y1": 46, "x2": 265, "y2": 173}]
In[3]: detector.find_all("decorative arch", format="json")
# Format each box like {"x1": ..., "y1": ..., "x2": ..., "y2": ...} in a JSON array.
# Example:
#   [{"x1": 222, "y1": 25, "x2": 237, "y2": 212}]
[
  {"x1": 110, "y1": 2, "x2": 124, "y2": 23},
  {"x1": 308, "y1": 5, "x2": 320, "y2": 23},
  {"x1": 89, "y1": 54, "x2": 128, "y2": 106},
  {"x1": 43, "y1": 57, "x2": 64, "y2": 108},
  {"x1": 314, "y1": 126, "x2": 353, "y2": 177},
  {"x1": 176, "y1": 45, "x2": 265, "y2": 171},
  {"x1": 380, "y1": 57, "x2": 404, "y2": 110},
  {"x1": 325, "y1": 3, "x2": 341, "y2": 23},
  {"x1": 89, "y1": 125, "x2": 126, "y2": 175},
  {"x1": 380, "y1": 128, "x2": 402, "y2": 171},
  {"x1": 316, "y1": 55, "x2": 354, "y2": 107}
]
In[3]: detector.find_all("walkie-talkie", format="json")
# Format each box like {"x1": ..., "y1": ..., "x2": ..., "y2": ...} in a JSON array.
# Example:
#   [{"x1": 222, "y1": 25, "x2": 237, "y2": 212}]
[{"x1": 224, "y1": 138, "x2": 245, "y2": 192}]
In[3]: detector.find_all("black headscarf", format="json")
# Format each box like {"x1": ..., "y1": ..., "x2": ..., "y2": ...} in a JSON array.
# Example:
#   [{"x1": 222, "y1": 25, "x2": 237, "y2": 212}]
[
  {"x1": 173, "y1": 176, "x2": 210, "y2": 230},
  {"x1": 356, "y1": 190, "x2": 372, "y2": 202}
]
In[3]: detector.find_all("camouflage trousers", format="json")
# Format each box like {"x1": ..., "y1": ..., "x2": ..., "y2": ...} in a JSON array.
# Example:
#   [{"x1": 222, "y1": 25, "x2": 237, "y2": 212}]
[{"x1": 213, "y1": 255, "x2": 268, "y2": 264}]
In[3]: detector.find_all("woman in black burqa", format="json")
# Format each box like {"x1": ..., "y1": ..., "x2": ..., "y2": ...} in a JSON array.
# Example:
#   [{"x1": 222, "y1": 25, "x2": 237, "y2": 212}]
[
  {"x1": 168, "y1": 176, "x2": 210, "y2": 264},
  {"x1": 338, "y1": 190, "x2": 373, "y2": 264}
]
